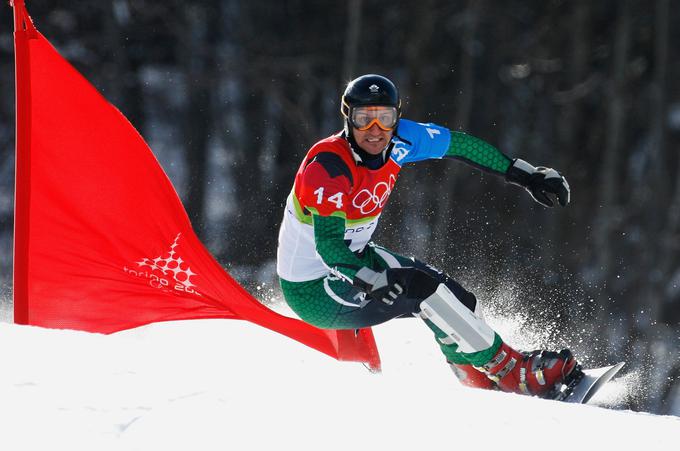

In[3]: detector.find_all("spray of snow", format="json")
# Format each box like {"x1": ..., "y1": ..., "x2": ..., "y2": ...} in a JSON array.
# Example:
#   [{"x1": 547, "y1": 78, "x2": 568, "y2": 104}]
[
  {"x1": 590, "y1": 369, "x2": 644, "y2": 407},
  {"x1": 476, "y1": 280, "x2": 557, "y2": 350}
]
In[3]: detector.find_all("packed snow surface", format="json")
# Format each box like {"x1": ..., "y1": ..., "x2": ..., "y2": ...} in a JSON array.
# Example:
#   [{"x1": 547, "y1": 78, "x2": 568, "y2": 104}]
[{"x1": 0, "y1": 306, "x2": 678, "y2": 451}]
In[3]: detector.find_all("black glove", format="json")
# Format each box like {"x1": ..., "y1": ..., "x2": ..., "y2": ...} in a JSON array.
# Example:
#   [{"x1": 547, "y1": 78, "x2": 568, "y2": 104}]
[
  {"x1": 505, "y1": 158, "x2": 570, "y2": 207},
  {"x1": 353, "y1": 267, "x2": 406, "y2": 305}
]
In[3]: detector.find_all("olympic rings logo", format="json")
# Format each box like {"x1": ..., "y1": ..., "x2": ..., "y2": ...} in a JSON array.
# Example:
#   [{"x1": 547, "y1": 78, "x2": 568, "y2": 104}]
[{"x1": 352, "y1": 175, "x2": 396, "y2": 214}]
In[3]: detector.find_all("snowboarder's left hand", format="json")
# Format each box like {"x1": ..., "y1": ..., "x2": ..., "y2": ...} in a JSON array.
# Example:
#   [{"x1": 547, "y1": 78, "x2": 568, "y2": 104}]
[
  {"x1": 353, "y1": 267, "x2": 405, "y2": 305},
  {"x1": 505, "y1": 158, "x2": 570, "y2": 207}
]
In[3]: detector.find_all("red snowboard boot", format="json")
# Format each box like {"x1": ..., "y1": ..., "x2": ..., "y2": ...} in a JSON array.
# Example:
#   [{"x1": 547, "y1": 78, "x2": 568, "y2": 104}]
[
  {"x1": 477, "y1": 342, "x2": 578, "y2": 398},
  {"x1": 449, "y1": 362, "x2": 497, "y2": 390}
]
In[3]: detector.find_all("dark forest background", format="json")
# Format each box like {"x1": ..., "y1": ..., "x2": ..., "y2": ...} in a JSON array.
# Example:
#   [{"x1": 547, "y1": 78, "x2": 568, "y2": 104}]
[{"x1": 1, "y1": 0, "x2": 679, "y2": 414}]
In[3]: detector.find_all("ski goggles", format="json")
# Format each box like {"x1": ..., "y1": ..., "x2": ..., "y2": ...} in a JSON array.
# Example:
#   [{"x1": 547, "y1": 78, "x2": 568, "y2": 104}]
[{"x1": 349, "y1": 106, "x2": 399, "y2": 131}]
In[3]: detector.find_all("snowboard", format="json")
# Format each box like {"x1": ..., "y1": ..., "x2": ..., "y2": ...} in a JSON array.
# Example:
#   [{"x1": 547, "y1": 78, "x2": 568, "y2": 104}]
[{"x1": 554, "y1": 362, "x2": 625, "y2": 404}]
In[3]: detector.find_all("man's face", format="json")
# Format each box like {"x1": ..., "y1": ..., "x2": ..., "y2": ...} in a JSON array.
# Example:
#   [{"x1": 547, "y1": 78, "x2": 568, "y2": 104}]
[{"x1": 349, "y1": 105, "x2": 397, "y2": 155}]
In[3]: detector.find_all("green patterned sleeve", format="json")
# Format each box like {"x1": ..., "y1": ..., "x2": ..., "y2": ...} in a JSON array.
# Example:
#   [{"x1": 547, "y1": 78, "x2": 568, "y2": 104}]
[
  {"x1": 312, "y1": 213, "x2": 364, "y2": 281},
  {"x1": 445, "y1": 131, "x2": 512, "y2": 175}
]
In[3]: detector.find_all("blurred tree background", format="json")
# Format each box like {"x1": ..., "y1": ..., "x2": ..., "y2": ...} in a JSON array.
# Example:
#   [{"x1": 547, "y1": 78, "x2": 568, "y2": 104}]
[{"x1": 1, "y1": 0, "x2": 679, "y2": 414}]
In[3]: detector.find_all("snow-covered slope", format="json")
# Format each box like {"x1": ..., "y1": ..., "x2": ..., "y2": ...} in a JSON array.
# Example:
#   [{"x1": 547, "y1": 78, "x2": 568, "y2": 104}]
[{"x1": 0, "y1": 307, "x2": 677, "y2": 451}]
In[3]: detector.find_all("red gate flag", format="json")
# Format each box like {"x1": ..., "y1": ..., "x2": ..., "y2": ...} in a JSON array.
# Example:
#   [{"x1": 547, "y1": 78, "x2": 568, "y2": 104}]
[{"x1": 11, "y1": 1, "x2": 380, "y2": 371}]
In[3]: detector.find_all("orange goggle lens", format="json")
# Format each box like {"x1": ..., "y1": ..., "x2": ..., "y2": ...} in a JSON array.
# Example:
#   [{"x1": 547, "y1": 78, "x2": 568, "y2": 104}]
[{"x1": 350, "y1": 106, "x2": 398, "y2": 131}]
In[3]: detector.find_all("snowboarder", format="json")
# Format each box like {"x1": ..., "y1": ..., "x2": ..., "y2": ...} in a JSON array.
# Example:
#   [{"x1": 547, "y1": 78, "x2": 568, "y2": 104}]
[{"x1": 276, "y1": 74, "x2": 577, "y2": 398}]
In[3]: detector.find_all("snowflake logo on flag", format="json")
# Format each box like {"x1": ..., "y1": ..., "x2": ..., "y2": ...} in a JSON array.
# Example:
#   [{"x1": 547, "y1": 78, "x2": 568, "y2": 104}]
[
  {"x1": 123, "y1": 233, "x2": 201, "y2": 295},
  {"x1": 136, "y1": 233, "x2": 197, "y2": 290}
]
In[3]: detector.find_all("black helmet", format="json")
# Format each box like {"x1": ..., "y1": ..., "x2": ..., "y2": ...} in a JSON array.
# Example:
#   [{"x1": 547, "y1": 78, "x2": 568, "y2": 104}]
[{"x1": 341, "y1": 74, "x2": 401, "y2": 120}]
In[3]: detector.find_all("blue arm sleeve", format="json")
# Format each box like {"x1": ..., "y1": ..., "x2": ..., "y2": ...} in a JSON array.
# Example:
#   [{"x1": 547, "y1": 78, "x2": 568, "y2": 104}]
[{"x1": 391, "y1": 119, "x2": 451, "y2": 164}]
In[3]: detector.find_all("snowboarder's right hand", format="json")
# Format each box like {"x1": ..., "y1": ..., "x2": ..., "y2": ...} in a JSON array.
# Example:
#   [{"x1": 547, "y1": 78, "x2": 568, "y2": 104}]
[{"x1": 353, "y1": 267, "x2": 405, "y2": 305}]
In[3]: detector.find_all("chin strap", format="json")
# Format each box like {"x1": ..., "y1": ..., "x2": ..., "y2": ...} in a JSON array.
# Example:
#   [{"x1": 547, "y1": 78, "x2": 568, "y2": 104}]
[{"x1": 342, "y1": 129, "x2": 393, "y2": 169}]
